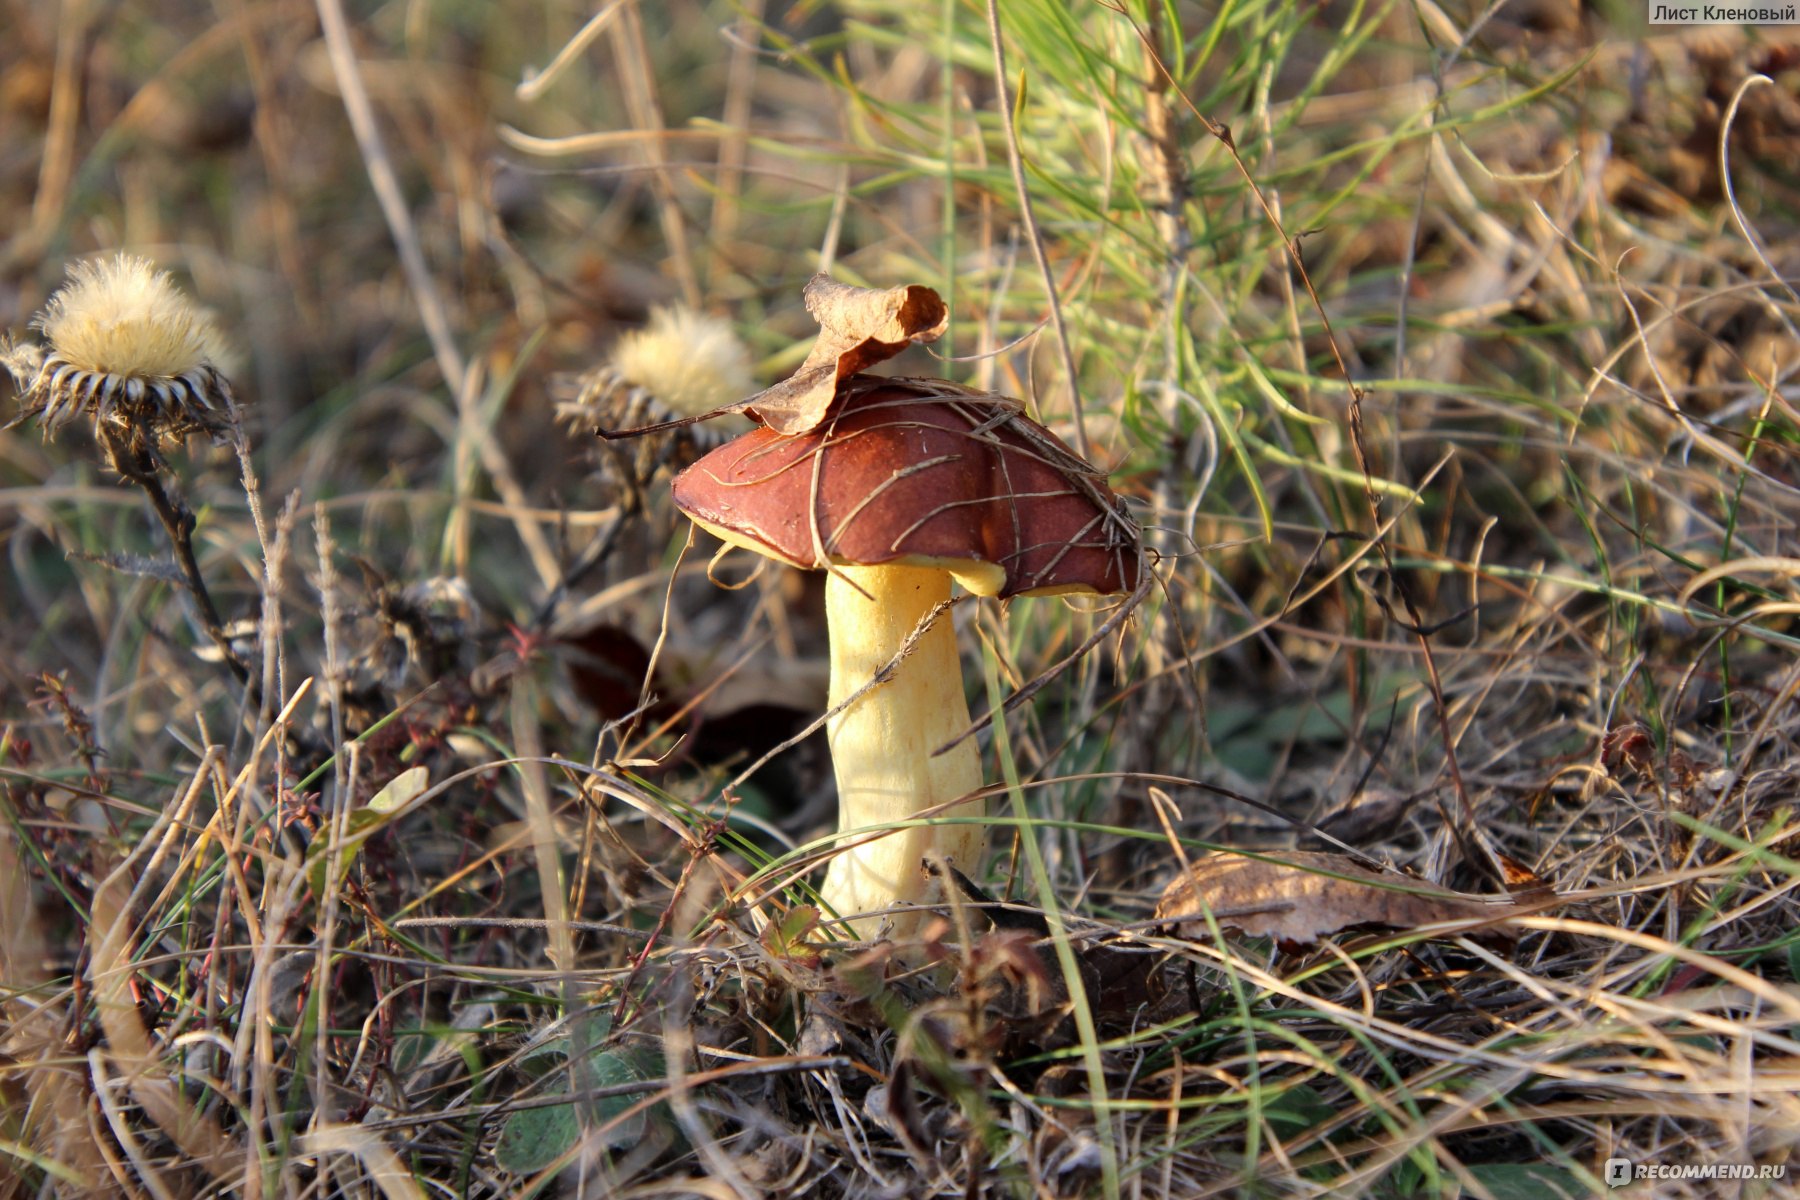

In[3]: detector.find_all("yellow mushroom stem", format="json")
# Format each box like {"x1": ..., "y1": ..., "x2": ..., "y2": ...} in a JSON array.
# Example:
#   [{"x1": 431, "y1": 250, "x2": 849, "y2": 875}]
[{"x1": 820, "y1": 563, "x2": 984, "y2": 937}]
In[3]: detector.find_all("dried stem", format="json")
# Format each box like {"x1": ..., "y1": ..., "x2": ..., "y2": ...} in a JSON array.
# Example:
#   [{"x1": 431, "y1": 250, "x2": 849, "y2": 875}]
[
  {"x1": 313, "y1": 0, "x2": 466, "y2": 395},
  {"x1": 100, "y1": 427, "x2": 248, "y2": 686},
  {"x1": 984, "y1": 0, "x2": 1089, "y2": 460},
  {"x1": 610, "y1": 0, "x2": 702, "y2": 309}
]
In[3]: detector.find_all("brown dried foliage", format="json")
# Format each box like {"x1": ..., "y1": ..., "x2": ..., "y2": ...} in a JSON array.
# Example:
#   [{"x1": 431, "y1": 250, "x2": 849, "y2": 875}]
[
  {"x1": 744, "y1": 274, "x2": 949, "y2": 434},
  {"x1": 1154, "y1": 850, "x2": 1544, "y2": 951}
]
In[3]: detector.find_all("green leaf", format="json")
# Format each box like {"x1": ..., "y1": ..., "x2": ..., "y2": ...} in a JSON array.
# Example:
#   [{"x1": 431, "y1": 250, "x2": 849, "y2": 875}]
[
  {"x1": 304, "y1": 766, "x2": 429, "y2": 893},
  {"x1": 1259, "y1": 1084, "x2": 1335, "y2": 1135},
  {"x1": 1379, "y1": 1158, "x2": 1425, "y2": 1198},
  {"x1": 762, "y1": 904, "x2": 824, "y2": 967},
  {"x1": 579, "y1": 1045, "x2": 660, "y2": 1147},
  {"x1": 494, "y1": 1094, "x2": 581, "y2": 1175},
  {"x1": 368, "y1": 765, "x2": 429, "y2": 813},
  {"x1": 495, "y1": 1032, "x2": 667, "y2": 1176}
]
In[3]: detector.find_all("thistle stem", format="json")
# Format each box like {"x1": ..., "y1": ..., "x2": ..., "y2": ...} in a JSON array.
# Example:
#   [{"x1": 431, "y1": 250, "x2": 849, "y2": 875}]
[{"x1": 100, "y1": 427, "x2": 249, "y2": 686}]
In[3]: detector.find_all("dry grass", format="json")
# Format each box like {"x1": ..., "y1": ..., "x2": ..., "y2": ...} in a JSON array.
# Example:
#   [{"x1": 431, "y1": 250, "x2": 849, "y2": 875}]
[{"x1": 3, "y1": 1, "x2": 1800, "y2": 1196}]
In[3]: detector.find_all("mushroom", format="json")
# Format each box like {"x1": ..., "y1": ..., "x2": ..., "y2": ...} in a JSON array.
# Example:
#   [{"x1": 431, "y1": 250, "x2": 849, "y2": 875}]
[{"x1": 672, "y1": 376, "x2": 1139, "y2": 937}]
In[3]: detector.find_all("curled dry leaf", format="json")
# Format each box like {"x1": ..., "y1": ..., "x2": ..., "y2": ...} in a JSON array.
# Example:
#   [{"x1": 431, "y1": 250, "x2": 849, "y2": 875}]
[
  {"x1": 797, "y1": 274, "x2": 948, "y2": 369},
  {"x1": 744, "y1": 274, "x2": 949, "y2": 434},
  {"x1": 1154, "y1": 850, "x2": 1541, "y2": 951}
]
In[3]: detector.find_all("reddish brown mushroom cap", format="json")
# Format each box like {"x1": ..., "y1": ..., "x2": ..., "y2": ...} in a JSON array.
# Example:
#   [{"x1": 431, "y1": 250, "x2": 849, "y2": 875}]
[{"x1": 671, "y1": 376, "x2": 1139, "y2": 599}]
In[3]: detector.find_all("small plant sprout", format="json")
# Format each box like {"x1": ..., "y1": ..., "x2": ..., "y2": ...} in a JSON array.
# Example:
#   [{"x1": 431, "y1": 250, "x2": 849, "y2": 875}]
[
  {"x1": 3, "y1": 254, "x2": 237, "y2": 446},
  {"x1": 673, "y1": 375, "x2": 1140, "y2": 939}
]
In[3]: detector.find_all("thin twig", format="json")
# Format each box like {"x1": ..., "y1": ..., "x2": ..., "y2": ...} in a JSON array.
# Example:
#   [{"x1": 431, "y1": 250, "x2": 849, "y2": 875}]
[
  {"x1": 233, "y1": 418, "x2": 284, "y2": 723},
  {"x1": 610, "y1": 0, "x2": 702, "y2": 309},
  {"x1": 710, "y1": 0, "x2": 767, "y2": 280},
  {"x1": 526, "y1": 499, "x2": 636, "y2": 631},
  {"x1": 515, "y1": 0, "x2": 628, "y2": 104},
  {"x1": 984, "y1": 0, "x2": 1089, "y2": 460},
  {"x1": 313, "y1": 0, "x2": 466, "y2": 395}
]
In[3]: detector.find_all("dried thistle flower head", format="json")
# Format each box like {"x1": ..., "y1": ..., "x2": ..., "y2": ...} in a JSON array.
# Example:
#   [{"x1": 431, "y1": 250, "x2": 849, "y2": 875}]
[
  {"x1": 557, "y1": 305, "x2": 752, "y2": 486},
  {"x1": 4, "y1": 254, "x2": 237, "y2": 442},
  {"x1": 610, "y1": 306, "x2": 752, "y2": 419}
]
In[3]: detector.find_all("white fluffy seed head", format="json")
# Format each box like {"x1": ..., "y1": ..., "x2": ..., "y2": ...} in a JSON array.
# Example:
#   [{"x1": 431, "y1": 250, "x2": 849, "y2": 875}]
[
  {"x1": 35, "y1": 254, "x2": 227, "y2": 380},
  {"x1": 609, "y1": 306, "x2": 752, "y2": 418}
]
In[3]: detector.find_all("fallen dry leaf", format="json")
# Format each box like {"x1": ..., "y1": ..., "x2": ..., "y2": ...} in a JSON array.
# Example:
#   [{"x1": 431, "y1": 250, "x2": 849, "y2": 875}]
[
  {"x1": 1154, "y1": 850, "x2": 1538, "y2": 951},
  {"x1": 743, "y1": 274, "x2": 948, "y2": 434},
  {"x1": 797, "y1": 274, "x2": 948, "y2": 367},
  {"x1": 1494, "y1": 850, "x2": 1554, "y2": 898}
]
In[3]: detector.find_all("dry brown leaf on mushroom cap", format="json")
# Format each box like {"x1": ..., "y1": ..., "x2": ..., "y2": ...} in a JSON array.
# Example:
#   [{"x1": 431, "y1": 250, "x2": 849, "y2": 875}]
[
  {"x1": 596, "y1": 273, "x2": 948, "y2": 442},
  {"x1": 1154, "y1": 850, "x2": 1550, "y2": 952},
  {"x1": 746, "y1": 274, "x2": 948, "y2": 434}
]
